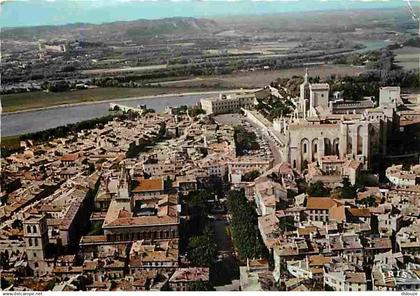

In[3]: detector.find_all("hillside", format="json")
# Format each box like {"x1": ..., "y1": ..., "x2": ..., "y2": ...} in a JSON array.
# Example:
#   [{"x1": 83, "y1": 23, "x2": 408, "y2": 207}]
[{"x1": 1, "y1": 17, "x2": 222, "y2": 41}]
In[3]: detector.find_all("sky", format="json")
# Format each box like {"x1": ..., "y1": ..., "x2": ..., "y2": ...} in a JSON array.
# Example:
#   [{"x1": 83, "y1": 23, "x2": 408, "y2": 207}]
[{"x1": 0, "y1": 0, "x2": 414, "y2": 28}]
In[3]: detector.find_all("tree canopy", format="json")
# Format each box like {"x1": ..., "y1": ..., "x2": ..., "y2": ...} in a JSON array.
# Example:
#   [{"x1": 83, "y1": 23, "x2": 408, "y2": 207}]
[
  {"x1": 226, "y1": 189, "x2": 265, "y2": 261},
  {"x1": 306, "y1": 181, "x2": 330, "y2": 197},
  {"x1": 241, "y1": 170, "x2": 261, "y2": 182},
  {"x1": 234, "y1": 126, "x2": 260, "y2": 156},
  {"x1": 340, "y1": 178, "x2": 357, "y2": 199},
  {"x1": 187, "y1": 280, "x2": 215, "y2": 291},
  {"x1": 187, "y1": 228, "x2": 218, "y2": 268}
]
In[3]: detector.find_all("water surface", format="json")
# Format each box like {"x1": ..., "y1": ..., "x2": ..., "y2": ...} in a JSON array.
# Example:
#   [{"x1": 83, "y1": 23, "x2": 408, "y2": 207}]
[{"x1": 2, "y1": 94, "x2": 204, "y2": 137}]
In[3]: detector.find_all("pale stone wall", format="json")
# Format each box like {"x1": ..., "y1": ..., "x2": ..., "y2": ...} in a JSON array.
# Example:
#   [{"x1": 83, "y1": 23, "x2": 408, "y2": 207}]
[{"x1": 287, "y1": 120, "x2": 373, "y2": 171}]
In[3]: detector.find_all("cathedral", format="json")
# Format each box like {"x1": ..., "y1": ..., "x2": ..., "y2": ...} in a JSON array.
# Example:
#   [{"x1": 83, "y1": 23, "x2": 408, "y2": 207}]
[{"x1": 273, "y1": 70, "x2": 395, "y2": 172}]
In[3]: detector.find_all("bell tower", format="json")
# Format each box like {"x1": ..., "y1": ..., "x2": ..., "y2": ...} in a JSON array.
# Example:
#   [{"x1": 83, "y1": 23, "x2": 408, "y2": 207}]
[{"x1": 23, "y1": 215, "x2": 49, "y2": 265}]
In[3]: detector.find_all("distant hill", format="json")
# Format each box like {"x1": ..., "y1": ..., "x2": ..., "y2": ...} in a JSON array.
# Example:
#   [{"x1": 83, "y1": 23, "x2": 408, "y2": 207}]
[
  {"x1": 1, "y1": 8, "x2": 416, "y2": 42},
  {"x1": 1, "y1": 17, "x2": 222, "y2": 41}
]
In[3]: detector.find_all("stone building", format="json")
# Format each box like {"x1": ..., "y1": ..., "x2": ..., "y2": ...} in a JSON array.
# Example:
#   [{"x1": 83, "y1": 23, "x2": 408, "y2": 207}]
[
  {"x1": 23, "y1": 215, "x2": 49, "y2": 272},
  {"x1": 275, "y1": 70, "x2": 392, "y2": 172},
  {"x1": 284, "y1": 115, "x2": 376, "y2": 171},
  {"x1": 200, "y1": 92, "x2": 255, "y2": 115}
]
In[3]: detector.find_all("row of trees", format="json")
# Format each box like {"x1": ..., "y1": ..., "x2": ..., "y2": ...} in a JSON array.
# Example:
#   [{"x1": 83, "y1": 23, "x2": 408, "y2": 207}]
[
  {"x1": 256, "y1": 94, "x2": 295, "y2": 121},
  {"x1": 19, "y1": 113, "x2": 132, "y2": 143},
  {"x1": 187, "y1": 228, "x2": 218, "y2": 268},
  {"x1": 226, "y1": 190, "x2": 265, "y2": 261},
  {"x1": 167, "y1": 104, "x2": 205, "y2": 118}
]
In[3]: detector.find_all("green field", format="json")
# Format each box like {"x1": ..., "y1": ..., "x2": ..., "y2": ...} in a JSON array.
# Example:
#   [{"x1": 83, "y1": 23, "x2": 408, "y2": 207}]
[
  {"x1": 393, "y1": 46, "x2": 419, "y2": 70},
  {"x1": 1, "y1": 135, "x2": 21, "y2": 149},
  {"x1": 1, "y1": 86, "x2": 218, "y2": 113}
]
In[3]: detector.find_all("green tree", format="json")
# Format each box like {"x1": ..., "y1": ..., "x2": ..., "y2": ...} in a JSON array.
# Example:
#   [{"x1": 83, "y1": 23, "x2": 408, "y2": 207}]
[
  {"x1": 188, "y1": 106, "x2": 206, "y2": 117},
  {"x1": 187, "y1": 281, "x2": 215, "y2": 291},
  {"x1": 186, "y1": 190, "x2": 212, "y2": 208},
  {"x1": 358, "y1": 195, "x2": 377, "y2": 207},
  {"x1": 241, "y1": 170, "x2": 261, "y2": 182},
  {"x1": 234, "y1": 126, "x2": 260, "y2": 155},
  {"x1": 226, "y1": 190, "x2": 265, "y2": 261},
  {"x1": 306, "y1": 181, "x2": 330, "y2": 197},
  {"x1": 340, "y1": 178, "x2": 357, "y2": 199},
  {"x1": 187, "y1": 229, "x2": 218, "y2": 267}
]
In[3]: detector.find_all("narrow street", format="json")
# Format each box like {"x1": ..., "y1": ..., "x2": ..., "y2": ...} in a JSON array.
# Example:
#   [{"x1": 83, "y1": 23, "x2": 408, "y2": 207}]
[{"x1": 210, "y1": 213, "x2": 240, "y2": 288}]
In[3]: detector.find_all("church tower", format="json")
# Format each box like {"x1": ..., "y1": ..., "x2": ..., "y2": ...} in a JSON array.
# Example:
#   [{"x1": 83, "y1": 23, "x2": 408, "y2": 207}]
[
  {"x1": 116, "y1": 167, "x2": 132, "y2": 211},
  {"x1": 23, "y1": 215, "x2": 49, "y2": 265},
  {"x1": 299, "y1": 68, "x2": 310, "y2": 115}
]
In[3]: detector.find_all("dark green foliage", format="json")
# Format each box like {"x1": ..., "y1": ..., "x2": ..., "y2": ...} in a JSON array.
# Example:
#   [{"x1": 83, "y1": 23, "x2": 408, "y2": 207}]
[
  {"x1": 403, "y1": 37, "x2": 420, "y2": 48},
  {"x1": 0, "y1": 277, "x2": 10, "y2": 290},
  {"x1": 0, "y1": 251, "x2": 10, "y2": 270},
  {"x1": 47, "y1": 80, "x2": 70, "y2": 92},
  {"x1": 187, "y1": 229, "x2": 218, "y2": 267},
  {"x1": 327, "y1": 68, "x2": 419, "y2": 102},
  {"x1": 19, "y1": 114, "x2": 130, "y2": 143},
  {"x1": 88, "y1": 221, "x2": 103, "y2": 235},
  {"x1": 340, "y1": 178, "x2": 357, "y2": 199},
  {"x1": 11, "y1": 219, "x2": 23, "y2": 229},
  {"x1": 1, "y1": 146, "x2": 25, "y2": 158},
  {"x1": 172, "y1": 105, "x2": 188, "y2": 115},
  {"x1": 187, "y1": 281, "x2": 215, "y2": 291},
  {"x1": 357, "y1": 195, "x2": 377, "y2": 207},
  {"x1": 256, "y1": 94, "x2": 295, "y2": 121},
  {"x1": 186, "y1": 190, "x2": 213, "y2": 208},
  {"x1": 241, "y1": 170, "x2": 261, "y2": 182},
  {"x1": 306, "y1": 181, "x2": 330, "y2": 197},
  {"x1": 234, "y1": 126, "x2": 260, "y2": 156},
  {"x1": 188, "y1": 106, "x2": 206, "y2": 117},
  {"x1": 355, "y1": 172, "x2": 378, "y2": 189},
  {"x1": 226, "y1": 190, "x2": 264, "y2": 261}
]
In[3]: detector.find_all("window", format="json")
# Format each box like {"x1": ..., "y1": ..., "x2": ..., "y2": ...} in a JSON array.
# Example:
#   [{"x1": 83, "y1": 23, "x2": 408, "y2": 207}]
[
  {"x1": 27, "y1": 225, "x2": 31, "y2": 233},
  {"x1": 34, "y1": 238, "x2": 38, "y2": 246},
  {"x1": 33, "y1": 225, "x2": 37, "y2": 233},
  {"x1": 303, "y1": 143, "x2": 307, "y2": 153},
  {"x1": 29, "y1": 238, "x2": 33, "y2": 246}
]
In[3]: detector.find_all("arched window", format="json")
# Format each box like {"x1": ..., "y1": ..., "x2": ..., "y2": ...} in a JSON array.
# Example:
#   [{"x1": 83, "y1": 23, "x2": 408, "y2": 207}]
[
  {"x1": 27, "y1": 225, "x2": 31, "y2": 234},
  {"x1": 32, "y1": 225, "x2": 37, "y2": 233},
  {"x1": 324, "y1": 138, "x2": 332, "y2": 155},
  {"x1": 29, "y1": 238, "x2": 33, "y2": 246}
]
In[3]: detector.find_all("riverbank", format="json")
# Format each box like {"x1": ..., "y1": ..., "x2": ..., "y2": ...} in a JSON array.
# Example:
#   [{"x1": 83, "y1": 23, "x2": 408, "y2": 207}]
[
  {"x1": 2, "y1": 89, "x2": 257, "y2": 114},
  {"x1": 2, "y1": 90, "x2": 261, "y2": 137},
  {"x1": 1, "y1": 87, "x2": 253, "y2": 114}
]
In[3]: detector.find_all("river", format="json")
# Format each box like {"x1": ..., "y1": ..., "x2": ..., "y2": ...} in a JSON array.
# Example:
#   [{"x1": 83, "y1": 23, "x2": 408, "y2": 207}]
[{"x1": 1, "y1": 94, "x2": 207, "y2": 137}]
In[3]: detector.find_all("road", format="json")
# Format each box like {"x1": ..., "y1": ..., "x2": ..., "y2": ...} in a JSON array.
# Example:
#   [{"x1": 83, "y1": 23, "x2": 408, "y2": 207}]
[{"x1": 211, "y1": 214, "x2": 240, "y2": 288}]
